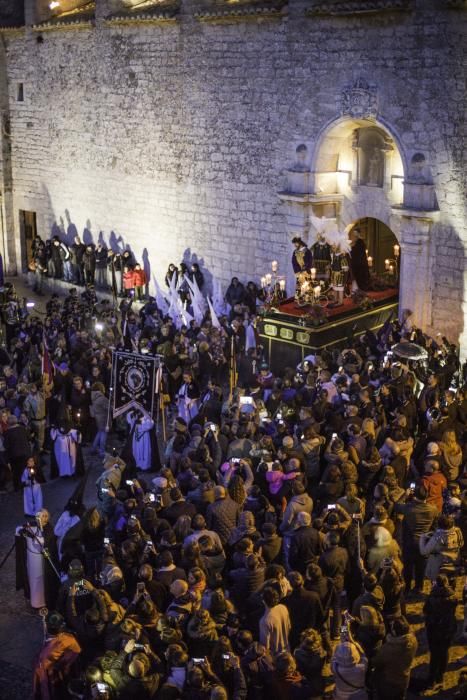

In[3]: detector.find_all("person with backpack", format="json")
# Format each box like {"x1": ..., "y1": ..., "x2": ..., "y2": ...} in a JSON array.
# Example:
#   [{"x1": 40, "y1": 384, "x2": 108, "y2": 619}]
[
  {"x1": 419, "y1": 513, "x2": 464, "y2": 583},
  {"x1": 422, "y1": 574, "x2": 458, "y2": 693}
]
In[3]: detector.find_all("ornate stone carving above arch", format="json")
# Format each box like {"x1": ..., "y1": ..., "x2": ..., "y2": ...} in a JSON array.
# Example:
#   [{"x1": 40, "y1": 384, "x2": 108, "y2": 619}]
[{"x1": 340, "y1": 77, "x2": 378, "y2": 120}]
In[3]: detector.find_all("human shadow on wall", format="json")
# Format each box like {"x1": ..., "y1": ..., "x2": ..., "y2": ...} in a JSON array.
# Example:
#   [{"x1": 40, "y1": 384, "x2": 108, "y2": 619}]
[
  {"x1": 182, "y1": 247, "x2": 213, "y2": 296},
  {"x1": 82, "y1": 219, "x2": 93, "y2": 246},
  {"x1": 109, "y1": 230, "x2": 124, "y2": 253},
  {"x1": 142, "y1": 248, "x2": 151, "y2": 297},
  {"x1": 64, "y1": 209, "x2": 79, "y2": 246},
  {"x1": 430, "y1": 223, "x2": 465, "y2": 354}
]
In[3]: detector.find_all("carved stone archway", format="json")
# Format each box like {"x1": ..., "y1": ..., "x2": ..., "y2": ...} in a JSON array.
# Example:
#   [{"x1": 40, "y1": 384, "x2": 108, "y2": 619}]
[{"x1": 279, "y1": 101, "x2": 439, "y2": 332}]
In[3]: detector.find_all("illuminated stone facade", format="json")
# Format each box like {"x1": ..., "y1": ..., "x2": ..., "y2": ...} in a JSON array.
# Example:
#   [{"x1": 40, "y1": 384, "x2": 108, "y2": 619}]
[{"x1": 0, "y1": 0, "x2": 466, "y2": 351}]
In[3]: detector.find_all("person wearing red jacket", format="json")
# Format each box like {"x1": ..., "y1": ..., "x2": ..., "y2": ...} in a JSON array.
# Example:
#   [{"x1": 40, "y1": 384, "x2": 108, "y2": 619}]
[
  {"x1": 133, "y1": 263, "x2": 147, "y2": 300},
  {"x1": 122, "y1": 266, "x2": 135, "y2": 298},
  {"x1": 421, "y1": 459, "x2": 447, "y2": 513}
]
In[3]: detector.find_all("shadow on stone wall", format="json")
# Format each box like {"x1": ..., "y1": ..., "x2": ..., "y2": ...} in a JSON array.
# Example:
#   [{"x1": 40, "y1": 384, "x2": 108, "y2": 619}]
[
  {"x1": 431, "y1": 223, "x2": 465, "y2": 351},
  {"x1": 44, "y1": 199, "x2": 214, "y2": 298},
  {"x1": 182, "y1": 247, "x2": 214, "y2": 296}
]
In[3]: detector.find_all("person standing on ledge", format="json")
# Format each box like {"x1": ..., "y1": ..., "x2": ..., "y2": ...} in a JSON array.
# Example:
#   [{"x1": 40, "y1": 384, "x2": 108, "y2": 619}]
[{"x1": 349, "y1": 229, "x2": 371, "y2": 292}]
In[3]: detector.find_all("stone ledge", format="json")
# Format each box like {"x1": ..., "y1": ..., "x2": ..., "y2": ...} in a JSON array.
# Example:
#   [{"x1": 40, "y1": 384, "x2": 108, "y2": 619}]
[
  {"x1": 194, "y1": 5, "x2": 287, "y2": 22},
  {"x1": 306, "y1": 0, "x2": 412, "y2": 16},
  {"x1": 391, "y1": 205, "x2": 441, "y2": 220},
  {"x1": 104, "y1": 0, "x2": 180, "y2": 25},
  {"x1": 0, "y1": 26, "x2": 24, "y2": 35}
]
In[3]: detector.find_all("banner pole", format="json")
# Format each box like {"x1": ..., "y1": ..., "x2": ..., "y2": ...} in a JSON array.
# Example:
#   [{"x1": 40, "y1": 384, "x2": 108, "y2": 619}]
[
  {"x1": 106, "y1": 351, "x2": 115, "y2": 432},
  {"x1": 160, "y1": 389, "x2": 167, "y2": 442}
]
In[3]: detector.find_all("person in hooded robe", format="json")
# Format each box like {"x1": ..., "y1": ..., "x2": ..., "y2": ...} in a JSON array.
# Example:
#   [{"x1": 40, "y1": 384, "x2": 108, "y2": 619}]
[
  {"x1": 126, "y1": 410, "x2": 161, "y2": 472},
  {"x1": 15, "y1": 509, "x2": 59, "y2": 609},
  {"x1": 349, "y1": 229, "x2": 371, "y2": 292},
  {"x1": 176, "y1": 368, "x2": 200, "y2": 424},
  {"x1": 50, "y1": 419, "x2": 82, "y2": 478},
  {"x1": 54, "y1": 498, "x2": 83, "y2": 561},
  {"x1": 21, "y1": 455, "x2": 44, "y2": 517}
]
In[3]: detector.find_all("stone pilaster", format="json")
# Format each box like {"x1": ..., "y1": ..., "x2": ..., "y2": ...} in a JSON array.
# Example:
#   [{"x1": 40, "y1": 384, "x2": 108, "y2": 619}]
[{"x1": 397, "y1": 212, "x2": 438, "y2": 331}]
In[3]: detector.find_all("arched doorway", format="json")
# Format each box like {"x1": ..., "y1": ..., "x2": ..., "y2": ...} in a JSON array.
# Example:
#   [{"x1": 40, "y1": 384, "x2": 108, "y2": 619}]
[{"x1": 348, "y1": 217, "x2": 400, "y2": 282}]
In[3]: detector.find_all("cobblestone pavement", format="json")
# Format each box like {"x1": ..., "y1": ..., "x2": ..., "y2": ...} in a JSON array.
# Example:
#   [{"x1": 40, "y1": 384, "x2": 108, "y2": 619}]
[{"x1": 0, "y1": 277, "x2": 465, "y2": 699}]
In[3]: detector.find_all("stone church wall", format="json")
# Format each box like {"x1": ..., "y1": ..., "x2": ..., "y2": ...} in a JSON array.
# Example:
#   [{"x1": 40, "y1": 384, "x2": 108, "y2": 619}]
[{"x1": 0, "y1": 0, "x2": 466, "y2": 347}]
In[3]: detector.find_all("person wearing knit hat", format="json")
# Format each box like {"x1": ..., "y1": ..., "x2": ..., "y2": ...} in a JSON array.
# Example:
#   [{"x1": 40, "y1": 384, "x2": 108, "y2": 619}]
[{"x1": 331, "y1": 639, "x2": 367, "y2": 699}]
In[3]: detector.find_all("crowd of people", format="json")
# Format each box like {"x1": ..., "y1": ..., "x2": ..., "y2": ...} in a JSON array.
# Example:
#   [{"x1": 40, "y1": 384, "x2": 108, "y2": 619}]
[{"x1": 0, "y1": 264, "x2": 466, "y2": 700}]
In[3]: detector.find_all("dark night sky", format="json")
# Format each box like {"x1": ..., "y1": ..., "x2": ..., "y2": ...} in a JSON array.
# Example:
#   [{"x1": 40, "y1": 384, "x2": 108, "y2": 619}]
[{"x1": 0, "y1": 0, "x2": 25, "y2": 26}]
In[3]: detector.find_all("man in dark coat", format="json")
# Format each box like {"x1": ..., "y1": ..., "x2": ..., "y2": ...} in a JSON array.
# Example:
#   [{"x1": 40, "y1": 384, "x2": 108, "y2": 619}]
[
  {"x1": 285, "y1": 571, "x2": 324, "y2": 650},
  {"x1": 370, "y1": 617, "x2": 418, "y2": 700},
  {"x1": 206, "y1": 485, "x2": 240, "y2": 546},
  {"x1": 318, "y1": 531, "x2": 349, "y2": 638},
  {"x1": 423, "y1": 574, "x2": 458, "y2": 692},
  {"x1": 160, "y1": 487, "x2": 196, "y2": 526},
  {"x1": 349, "y1": 229, "x2": 371, "y2": 291},
  {"x1": 289, "y1": 512, "x2": 321, "y2": 574},
  {"x1": 70, "y1": 235, "x2": 86, "y2": 285},
  {"x1": 4, "y1": 414, "x2": 31, "y2": 490},
  {"x1": 394, "y1": 484, "x2": 438, "y2": 594}
]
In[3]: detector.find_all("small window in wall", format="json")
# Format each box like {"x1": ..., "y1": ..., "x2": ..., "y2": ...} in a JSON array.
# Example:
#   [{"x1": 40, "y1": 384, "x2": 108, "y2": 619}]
[{"x1": 17, "y1": 83, "x2": 24, "y2": 102}]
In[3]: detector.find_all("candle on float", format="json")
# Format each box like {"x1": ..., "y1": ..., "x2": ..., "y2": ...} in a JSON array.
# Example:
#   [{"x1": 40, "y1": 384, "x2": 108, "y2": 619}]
[
  {"x1": 314, "y1": 285, "x2": 321, "y2": 297},
  {"x1": 384, "y1": 259, "x2": 390, "y2": 270},
  {"x1": 271, "y1": 260, "x2": 278, "y2": 273},
  {"x1": 394, "y1": 244, "x2": 400, "y2": 257},
  {"x1": 367, "y1": 256, "x2": 373, "y2": 267},
  {"x1": 261, "y1": 276, "x2": 266, "y2": 288},
  {"x1": 265, "y1": 273, "x2": 272, "y2": 285},
  {"x1": 279, "y1": 279, "x2": 286, "y2": 291},
  {"x1": 389, "y1": 264, "x2": 394, "y2": 275},
  {"x1": 310, "y1": 267, "x2": 317, "y2": 279},
  {"x1": 366, "y1": 249, "x2": 369, "y2": 256}
]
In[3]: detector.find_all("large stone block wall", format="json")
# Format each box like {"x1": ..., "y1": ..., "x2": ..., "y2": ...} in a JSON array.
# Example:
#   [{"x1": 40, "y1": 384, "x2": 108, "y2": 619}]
[{"x1": 0, "y1": 0, "x2": 466, "y2": 345}]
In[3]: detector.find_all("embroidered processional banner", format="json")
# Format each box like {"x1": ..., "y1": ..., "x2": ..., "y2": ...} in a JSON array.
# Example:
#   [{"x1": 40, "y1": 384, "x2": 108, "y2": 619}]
[{"x1": 111, "y1": 351, "x2": 161, "y2": 417}]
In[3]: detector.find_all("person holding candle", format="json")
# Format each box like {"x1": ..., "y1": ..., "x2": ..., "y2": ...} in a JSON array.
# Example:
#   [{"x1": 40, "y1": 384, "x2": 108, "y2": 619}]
[{"x1": 349, "y1": 229, "x2": 371, "y2": 292}]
